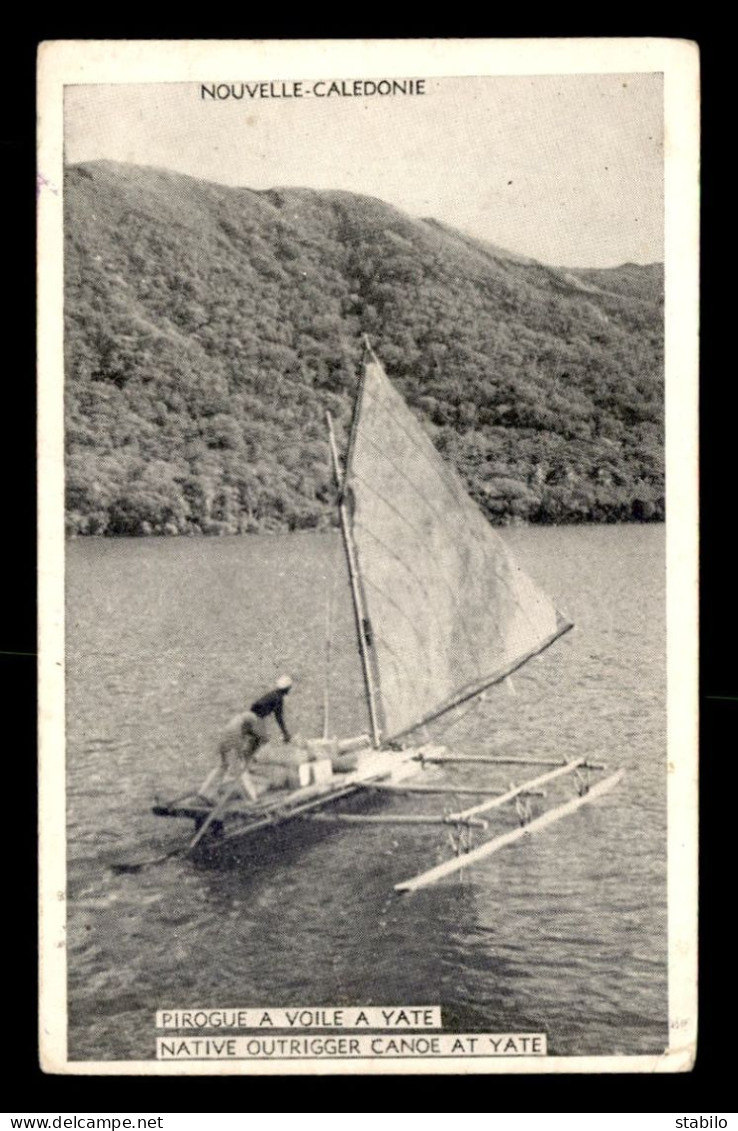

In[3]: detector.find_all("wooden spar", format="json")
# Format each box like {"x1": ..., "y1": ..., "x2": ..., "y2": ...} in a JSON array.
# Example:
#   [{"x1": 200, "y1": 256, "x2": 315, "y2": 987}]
[
  {"x1": 417, "y1": 754, "x2": 606, "y2": 770},
  {"x1": 448, "y1": 758, "x2": 589, "y2": 821},
  {"x1": 187, "y1": 783, "x2": 241, "y2": 851},
  {"x1": 361, "y1": 781, "x2": 546, "y2": 798},
  {"x1": 326, "y1": 410, "x2": 381, "y2": 748},
  {"x1": 394, "y1": 768, "x2": 626, "y2": 893},
  {"x1": 219, "y1": 782, "x2": 361, "y2": 841},
  {"x1": 307, "y1": 812, "x2": 488, "y2": 829}
]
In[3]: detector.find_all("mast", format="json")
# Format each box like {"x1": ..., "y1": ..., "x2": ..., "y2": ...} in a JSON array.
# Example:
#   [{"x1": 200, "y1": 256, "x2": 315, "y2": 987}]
[{"x1": 326, "y1": 409, "x2": 382, "y2": 748}]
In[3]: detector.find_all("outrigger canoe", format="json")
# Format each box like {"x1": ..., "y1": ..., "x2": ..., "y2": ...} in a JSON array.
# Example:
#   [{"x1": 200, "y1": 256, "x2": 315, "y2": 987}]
[{"x1": 150, "y1": 340, "x2": 624, "y2": 892}]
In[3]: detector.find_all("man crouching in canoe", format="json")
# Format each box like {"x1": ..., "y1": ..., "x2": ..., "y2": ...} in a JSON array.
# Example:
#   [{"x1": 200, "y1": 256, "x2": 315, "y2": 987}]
[{"x1": 202, "y1": 675, "x2": 293, "y2": 802}]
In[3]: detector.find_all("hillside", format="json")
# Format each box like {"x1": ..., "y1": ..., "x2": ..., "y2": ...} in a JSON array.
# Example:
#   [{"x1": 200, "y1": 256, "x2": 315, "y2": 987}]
[{"x1": 64, "y1": 160, "x2": 664, "y2": 535}]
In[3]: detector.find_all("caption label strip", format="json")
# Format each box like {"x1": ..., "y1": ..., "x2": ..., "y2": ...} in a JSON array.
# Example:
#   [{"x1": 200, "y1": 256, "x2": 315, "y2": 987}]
[{"x1": 155, "y1": 1006, "x2": 547, "y2": 1061}]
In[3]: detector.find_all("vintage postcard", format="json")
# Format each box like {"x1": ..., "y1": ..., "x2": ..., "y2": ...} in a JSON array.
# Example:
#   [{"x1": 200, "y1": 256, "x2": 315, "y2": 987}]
[{"x1": 37, "y1": 38, "x2": 699, "y2": 1074}]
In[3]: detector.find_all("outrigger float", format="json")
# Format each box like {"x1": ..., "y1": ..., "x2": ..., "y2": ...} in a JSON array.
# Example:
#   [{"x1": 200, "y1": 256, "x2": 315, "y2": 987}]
[{"x1": 151, "y1": 340, "x2": 624, "y2": 892}]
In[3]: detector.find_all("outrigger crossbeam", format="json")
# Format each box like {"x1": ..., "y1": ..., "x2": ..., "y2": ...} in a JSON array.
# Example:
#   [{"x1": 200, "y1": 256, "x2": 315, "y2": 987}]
[
  {"x1": 361, "y1": 781, "x2": 546, "y2": 798},
  {"x1": 306, "y1": 812, "x2": 488, "y2": 829},
  {"x1": 446, "y1": 757, "x2": 597, "y2": 821},
  {"x1": 416, "y1": 753, "x2": 607, "y2": 770},
  {"x1": 394, "y1": 767, "x2": 625, "y2": 893}
]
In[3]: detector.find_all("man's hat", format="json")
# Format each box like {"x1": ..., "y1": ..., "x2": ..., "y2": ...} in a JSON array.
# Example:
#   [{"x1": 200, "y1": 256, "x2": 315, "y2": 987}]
[{"x1": 276, "y1": 675, "x2": 293, "y2": 690}]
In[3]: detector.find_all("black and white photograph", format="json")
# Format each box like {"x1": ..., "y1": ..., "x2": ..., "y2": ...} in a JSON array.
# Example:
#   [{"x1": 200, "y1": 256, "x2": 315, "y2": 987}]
[{"x1": 37, "y1": 38, "x2": 699, "y2": 1074}]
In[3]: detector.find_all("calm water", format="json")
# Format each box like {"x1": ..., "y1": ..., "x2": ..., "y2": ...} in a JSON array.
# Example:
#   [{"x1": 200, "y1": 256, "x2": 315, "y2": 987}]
[{"x1": 65, "y1": 526, "x2": 667, "y2": 1061}]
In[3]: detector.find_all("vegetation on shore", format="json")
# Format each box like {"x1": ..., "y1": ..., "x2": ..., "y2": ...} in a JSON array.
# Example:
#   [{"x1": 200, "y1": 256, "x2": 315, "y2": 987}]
[{"x1": 65, "y1": 161, "x2": 664, "y2": 536}]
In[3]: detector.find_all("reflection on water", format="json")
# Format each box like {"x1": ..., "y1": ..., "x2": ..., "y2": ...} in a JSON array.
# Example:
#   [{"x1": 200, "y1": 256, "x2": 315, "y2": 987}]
[{"x1": 65, "y1": 526, "x2": 667, "y2": 1060}]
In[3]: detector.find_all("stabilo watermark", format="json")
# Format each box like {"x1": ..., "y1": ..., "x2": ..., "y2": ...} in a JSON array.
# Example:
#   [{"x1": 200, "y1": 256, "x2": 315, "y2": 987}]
[{"x1": 675, "y1": 1120, "x2": 729, "y2": 1129}]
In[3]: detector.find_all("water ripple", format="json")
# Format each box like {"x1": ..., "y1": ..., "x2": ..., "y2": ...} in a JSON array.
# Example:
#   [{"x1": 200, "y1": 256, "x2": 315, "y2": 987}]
[{"x1": 64, "y1": 527, "x2": 667, "y2": 1061}]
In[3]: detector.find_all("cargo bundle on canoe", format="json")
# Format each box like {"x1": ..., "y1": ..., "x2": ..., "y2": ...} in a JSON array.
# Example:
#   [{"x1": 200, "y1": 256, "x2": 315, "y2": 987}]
[{"x1": 150, "y1": 339, "x2": 623, "y2": 890}]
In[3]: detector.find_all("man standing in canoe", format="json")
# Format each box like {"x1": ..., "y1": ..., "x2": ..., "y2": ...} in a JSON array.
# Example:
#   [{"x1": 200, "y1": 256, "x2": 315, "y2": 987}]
[{"x1": 203, "y1": 676, "x2": 293, "y2": 802}]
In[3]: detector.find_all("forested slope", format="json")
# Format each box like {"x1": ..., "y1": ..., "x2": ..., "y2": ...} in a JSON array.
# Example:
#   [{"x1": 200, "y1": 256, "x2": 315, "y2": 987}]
[{"x1": 64, "y1": 161, "x2": 664, "y2": 535}]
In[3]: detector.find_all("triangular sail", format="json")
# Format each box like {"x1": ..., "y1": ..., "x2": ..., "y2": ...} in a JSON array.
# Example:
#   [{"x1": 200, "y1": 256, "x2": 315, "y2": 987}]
[{"x1": 344, "y1": 347, "x2": 573, "y2": 744}]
